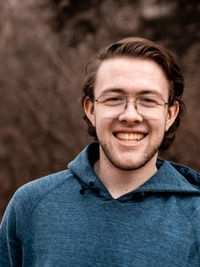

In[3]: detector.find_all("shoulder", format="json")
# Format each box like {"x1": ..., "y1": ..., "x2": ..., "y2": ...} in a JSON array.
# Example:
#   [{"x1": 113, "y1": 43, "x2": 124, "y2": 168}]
[
  {"x1": 13, "y1": 169, "x2": 74, "y2": 209},
  {"x1": 18, "y1": 169, "x2": 71, "y2": 190},
  {"x1": 158, "y1": 159, "x2": 200, "y2": 219},
  {"x1": 1, "y1": 170, "x2": 74, "y2": 235}
]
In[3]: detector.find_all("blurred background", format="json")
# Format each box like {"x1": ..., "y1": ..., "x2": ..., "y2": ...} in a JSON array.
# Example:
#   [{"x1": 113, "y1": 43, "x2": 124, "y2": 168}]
[{"x1": 0, "y1": 0, "x2": 200, "y2": 220}]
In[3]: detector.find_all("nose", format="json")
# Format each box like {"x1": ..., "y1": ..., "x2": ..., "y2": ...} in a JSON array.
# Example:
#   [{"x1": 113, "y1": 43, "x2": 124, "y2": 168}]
[{"x1": 118, "y1": 100, "x2": 143, "y2": 122}]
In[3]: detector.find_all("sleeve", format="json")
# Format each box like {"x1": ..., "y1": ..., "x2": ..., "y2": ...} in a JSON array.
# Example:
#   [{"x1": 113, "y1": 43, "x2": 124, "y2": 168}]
[{"x1": 0, "y1": 197, "x2": 23, "y2": 267}]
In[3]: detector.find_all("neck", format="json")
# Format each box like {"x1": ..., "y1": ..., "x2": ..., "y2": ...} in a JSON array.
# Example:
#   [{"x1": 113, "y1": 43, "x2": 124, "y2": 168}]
[{"x1": 94, "y1": 149, "x2": 158, "y2": 199}]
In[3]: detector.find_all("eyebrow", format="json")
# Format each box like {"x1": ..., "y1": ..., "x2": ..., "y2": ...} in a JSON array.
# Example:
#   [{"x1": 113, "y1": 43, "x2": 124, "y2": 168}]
[
  {"x1": 137, "y1": 90, "x2": 164, "y2": 98},
  {"x1": 101, "y1": 88, "x2": 164, "y2": 98},
  {"x1": 101, "y1": 88, "x2": 125, "y2": 94}
]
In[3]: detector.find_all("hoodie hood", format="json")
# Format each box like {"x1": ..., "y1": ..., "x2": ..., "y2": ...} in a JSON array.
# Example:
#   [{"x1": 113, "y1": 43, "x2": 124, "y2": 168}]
[{"x1": 68, "y1": 143, "x2": 200, "y2": 201}]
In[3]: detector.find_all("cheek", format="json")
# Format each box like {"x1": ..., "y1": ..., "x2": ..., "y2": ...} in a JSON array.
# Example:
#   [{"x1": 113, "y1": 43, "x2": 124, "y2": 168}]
[
  {"x1": 95, "y1": 117, "x2": 103, "y2": 136},
  {"x1": 155, "y1": 111, "x2": 169, "y2": 132},
  {"x1": 148, "y1": 117, "x2": 166, "y2": 138},
  {"x1": 96, "y1": 117, "x2": 106, "y2": 131},
  {"x1": 95, "y1": 117, "x2": 113, "y2": 137}
]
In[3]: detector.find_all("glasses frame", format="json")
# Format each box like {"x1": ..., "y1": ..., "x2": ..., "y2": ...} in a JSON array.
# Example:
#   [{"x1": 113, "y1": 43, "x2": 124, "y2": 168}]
[{"x1": 93, "y1": 94, "x2": 169, "y2": 118}]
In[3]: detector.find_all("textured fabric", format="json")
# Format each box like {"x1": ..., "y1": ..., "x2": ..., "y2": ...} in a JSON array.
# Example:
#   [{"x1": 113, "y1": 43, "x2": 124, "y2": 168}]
[{"x1": 0, "y1": 142, "x2": 200, "y2": 267}]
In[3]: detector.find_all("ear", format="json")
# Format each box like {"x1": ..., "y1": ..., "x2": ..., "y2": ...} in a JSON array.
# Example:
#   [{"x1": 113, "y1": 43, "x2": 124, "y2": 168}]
[
  {"x1": 165, "y1": 101, "x2": 179, "y2": 131},
  {"x1": 84, "y1": 97, "x2": 96, "y2": 126}
]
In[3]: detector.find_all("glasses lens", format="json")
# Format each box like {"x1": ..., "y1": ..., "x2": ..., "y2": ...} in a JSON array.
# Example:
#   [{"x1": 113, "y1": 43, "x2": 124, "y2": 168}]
[
  {"x1": 96, "y1": 95, "x2": 125, "y2": 118},
  {"x1": 98, "y1": 95, "x2": 124, "y2": 106},
  {"x1": 137, "y1": 95, "x2": 166, "y2": 118}
]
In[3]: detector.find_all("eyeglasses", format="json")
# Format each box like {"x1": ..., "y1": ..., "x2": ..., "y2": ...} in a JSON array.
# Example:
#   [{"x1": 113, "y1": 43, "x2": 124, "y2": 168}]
[{"x1": 94, "y1": 94, "x2": 169, "y2": 119}]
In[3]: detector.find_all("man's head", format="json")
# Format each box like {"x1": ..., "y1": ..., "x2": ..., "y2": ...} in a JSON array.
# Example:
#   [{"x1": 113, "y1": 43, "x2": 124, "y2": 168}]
[{"x1": 82, "y1": 37, "x2": 185, "y2": 152}]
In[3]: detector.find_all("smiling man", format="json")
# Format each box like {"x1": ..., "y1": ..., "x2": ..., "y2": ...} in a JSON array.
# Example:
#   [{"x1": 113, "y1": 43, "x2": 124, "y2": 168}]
[
  {"x1": 1, "y1": 37, "x2": 200, "y2": 266},
  {"x1": 84, "y1": 56, "x2": 179, "y2": 198}
]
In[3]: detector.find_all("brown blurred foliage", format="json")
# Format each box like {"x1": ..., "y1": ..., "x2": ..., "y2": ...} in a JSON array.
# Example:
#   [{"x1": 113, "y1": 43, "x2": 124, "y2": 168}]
[{"x1": 0, "y1": 0, "x2": 200, "y2": 220}]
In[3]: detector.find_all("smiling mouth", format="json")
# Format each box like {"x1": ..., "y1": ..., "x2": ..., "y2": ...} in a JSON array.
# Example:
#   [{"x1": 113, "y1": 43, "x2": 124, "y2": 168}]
[{"x1": 115, "y1": 132, "x2": 146, "y2": 143}]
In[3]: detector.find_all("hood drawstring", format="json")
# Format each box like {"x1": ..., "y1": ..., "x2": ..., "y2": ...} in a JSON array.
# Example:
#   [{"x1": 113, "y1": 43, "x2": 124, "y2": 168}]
[{"x1": 80, "y1": 181, "x2": 100, "y2": 195}]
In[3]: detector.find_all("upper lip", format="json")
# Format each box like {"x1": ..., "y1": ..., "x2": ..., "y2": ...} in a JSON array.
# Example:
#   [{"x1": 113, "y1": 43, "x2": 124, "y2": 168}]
[{"x1": 113, "y1": 129, "x2": 148, "y2": 134}]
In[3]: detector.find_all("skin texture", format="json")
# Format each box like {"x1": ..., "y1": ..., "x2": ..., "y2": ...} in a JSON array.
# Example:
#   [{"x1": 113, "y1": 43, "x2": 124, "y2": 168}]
[{"x1": 84, "y1": 57, "x2": 179, "y2": 198}]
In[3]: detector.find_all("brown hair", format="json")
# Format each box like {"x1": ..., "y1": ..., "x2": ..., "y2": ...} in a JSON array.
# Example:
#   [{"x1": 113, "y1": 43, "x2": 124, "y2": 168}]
[{"x1": 81, "y1": 37, "x2": 185, "y2": 150}]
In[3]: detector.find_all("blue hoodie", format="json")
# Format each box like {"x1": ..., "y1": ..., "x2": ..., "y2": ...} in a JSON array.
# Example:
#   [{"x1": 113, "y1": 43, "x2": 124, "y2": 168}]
[{"x1": 0, "y1": 142, "x2": 200, "y2": 267}]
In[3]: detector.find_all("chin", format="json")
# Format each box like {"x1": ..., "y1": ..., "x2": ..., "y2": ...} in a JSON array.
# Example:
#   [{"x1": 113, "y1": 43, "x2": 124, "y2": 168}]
[
  {"x1": 100, "y1": 141, "x2": 159, "y2": 171},
  {"x1": 110, "y1": 159, "x2": 150, "y2": 171}
]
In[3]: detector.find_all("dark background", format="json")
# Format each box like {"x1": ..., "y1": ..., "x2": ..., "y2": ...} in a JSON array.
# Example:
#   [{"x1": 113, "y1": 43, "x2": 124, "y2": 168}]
[{"x1": 0, "y1": 0, "x2": 200, "y2": 220}]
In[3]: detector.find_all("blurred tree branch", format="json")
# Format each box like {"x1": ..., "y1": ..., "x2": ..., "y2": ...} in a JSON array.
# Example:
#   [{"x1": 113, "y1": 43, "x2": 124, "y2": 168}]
[{"x1": 0, "y1": 0, "x2": 199, "y2": 221}]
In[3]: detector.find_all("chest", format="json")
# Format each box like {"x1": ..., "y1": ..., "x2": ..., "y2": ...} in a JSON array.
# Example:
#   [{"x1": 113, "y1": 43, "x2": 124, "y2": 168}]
[{"x1": 22, "y1": 197, "x2": 198, "y2": 267}]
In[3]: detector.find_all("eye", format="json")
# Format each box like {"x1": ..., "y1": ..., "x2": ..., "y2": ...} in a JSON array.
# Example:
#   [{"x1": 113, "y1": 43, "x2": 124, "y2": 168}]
[
  {"x1": 99, "y1": 96, "x2": 124, "y2": 106},
  {"x1": 138, "y1": 96, "x2": 160, "y2": 107}
]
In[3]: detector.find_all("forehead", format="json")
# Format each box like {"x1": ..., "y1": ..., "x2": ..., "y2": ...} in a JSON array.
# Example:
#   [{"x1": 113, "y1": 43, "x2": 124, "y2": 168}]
[{"x1": 94, "y1": 57, "x2": 169, "y2": 98}]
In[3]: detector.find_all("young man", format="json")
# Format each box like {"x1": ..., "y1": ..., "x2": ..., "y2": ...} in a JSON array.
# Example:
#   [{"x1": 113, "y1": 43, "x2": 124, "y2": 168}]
[{"x1": 0, "y1": 37, "x2": 200, "y2": 266}]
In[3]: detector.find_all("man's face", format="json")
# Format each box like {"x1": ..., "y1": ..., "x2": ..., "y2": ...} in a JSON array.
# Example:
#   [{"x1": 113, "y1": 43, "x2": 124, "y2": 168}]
[{"x1": 84, "y1": 57, "x2": 179, "y2": 171}]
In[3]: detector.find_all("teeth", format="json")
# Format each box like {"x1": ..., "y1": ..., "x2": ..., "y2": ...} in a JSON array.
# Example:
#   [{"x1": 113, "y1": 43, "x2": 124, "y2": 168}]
[{"x1": 116, "y1": 132, "x2": 145, "y2": 141}]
